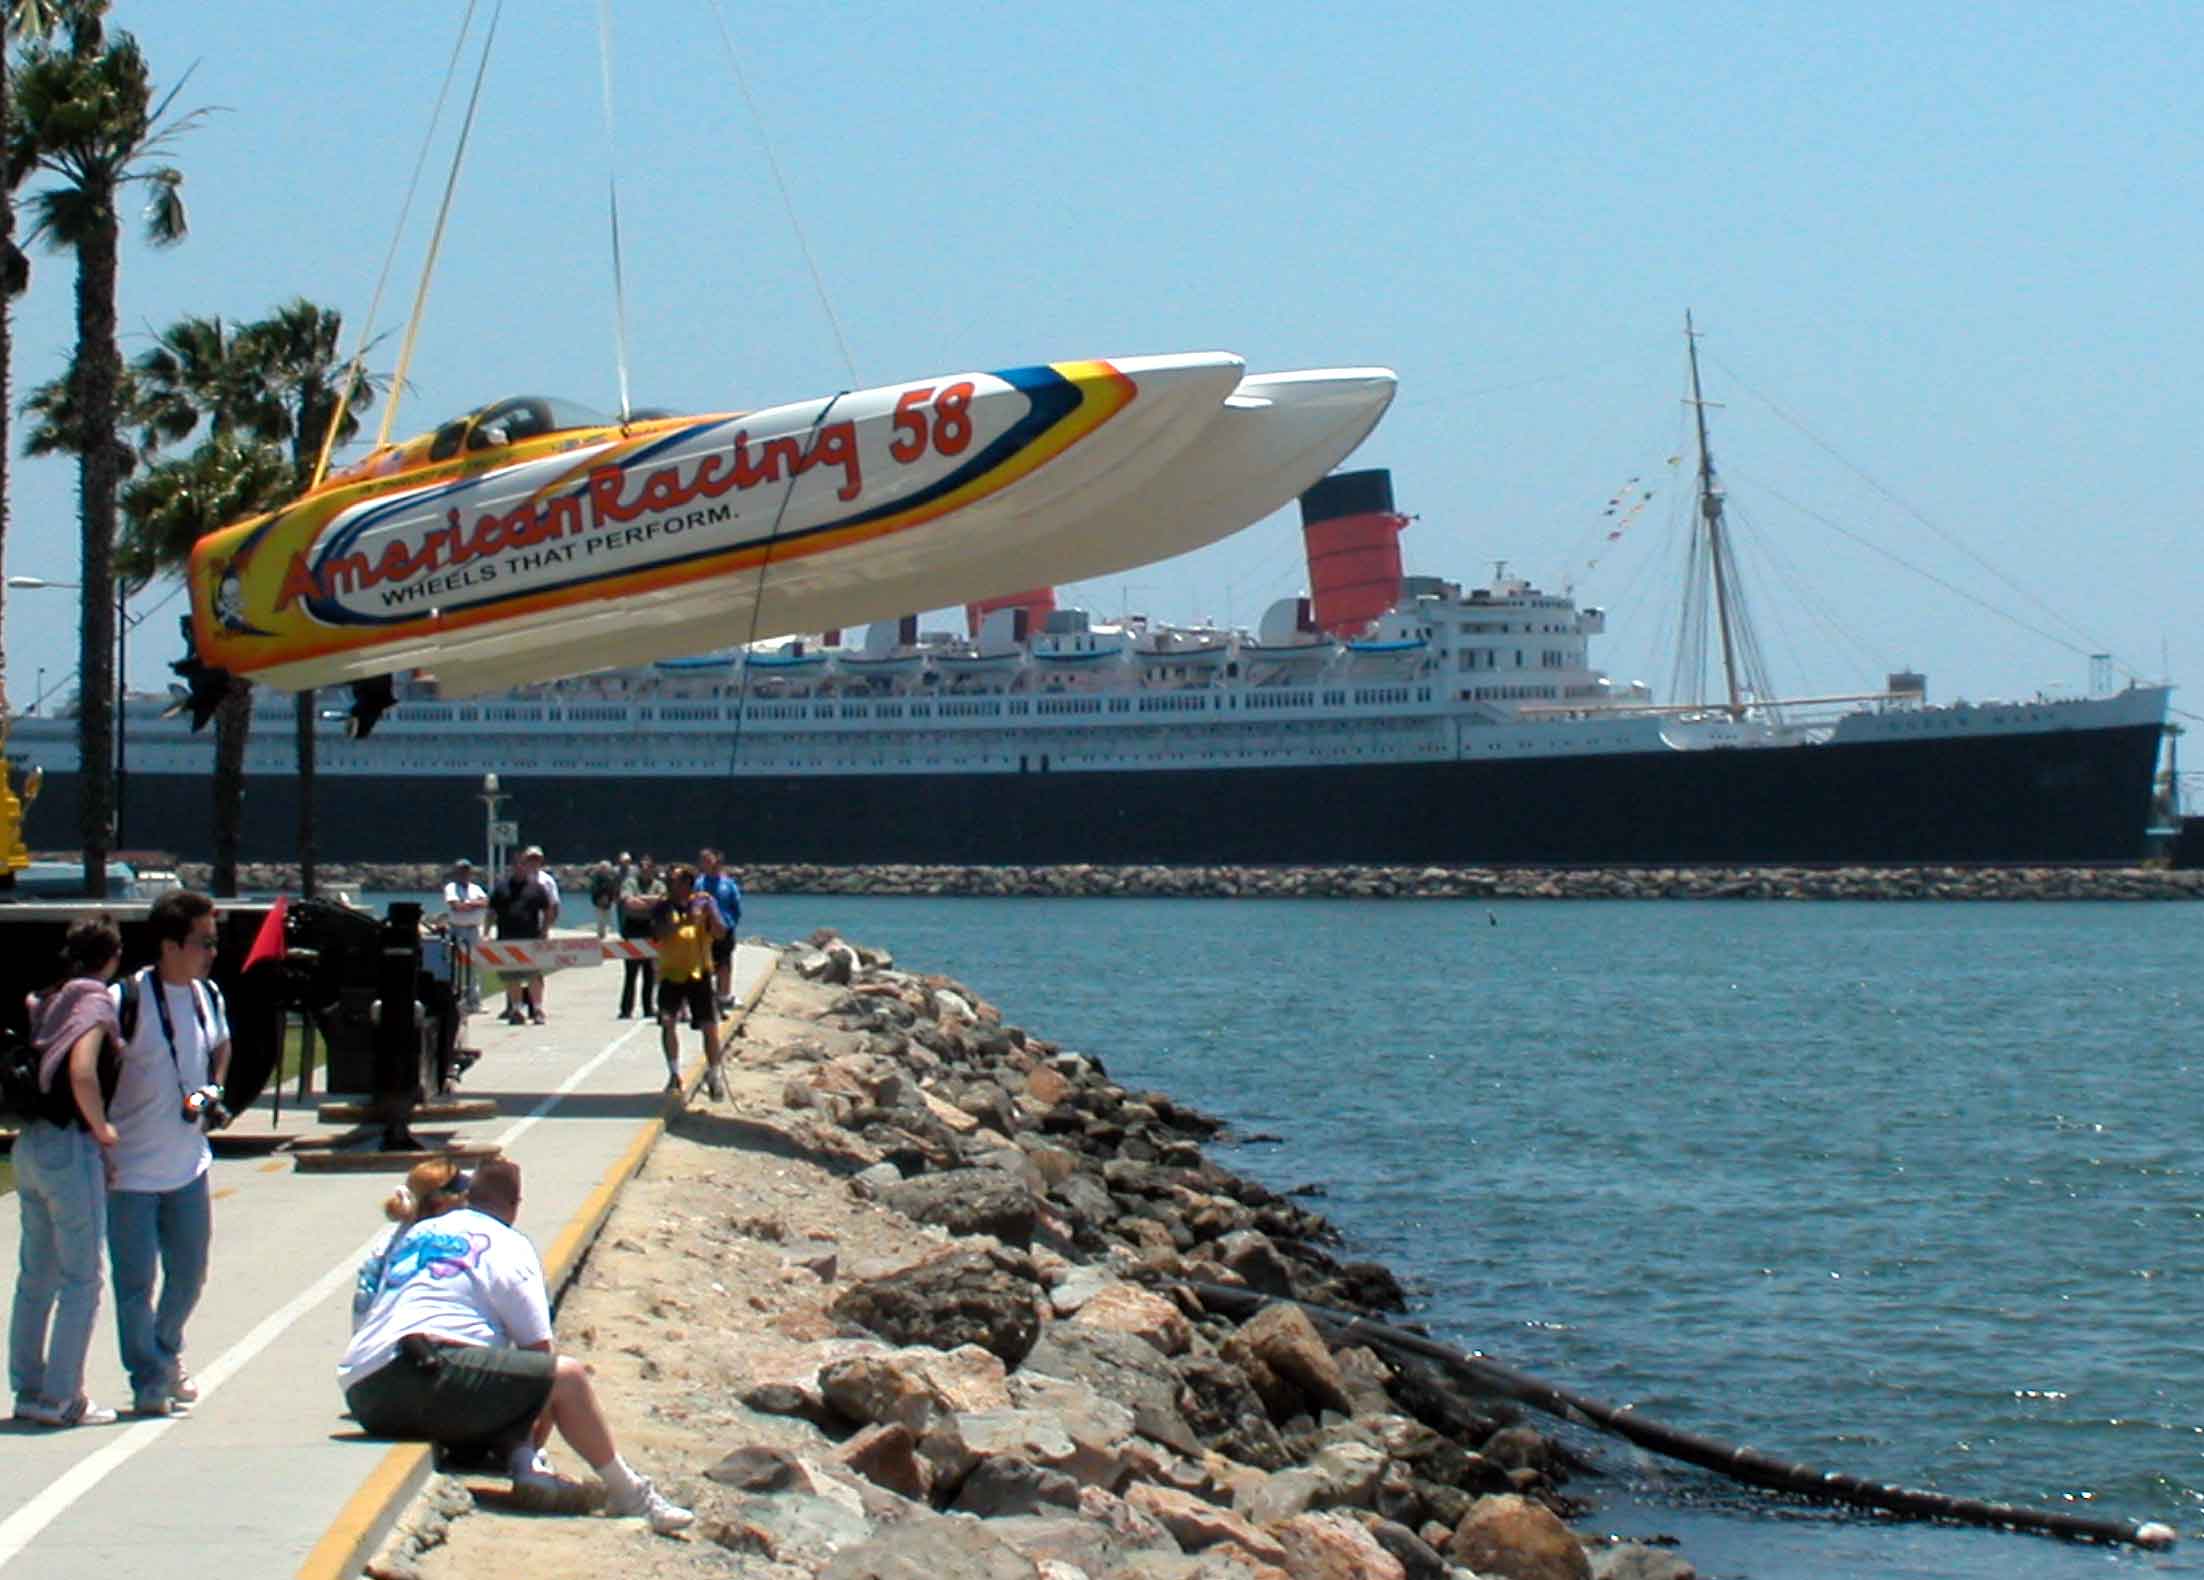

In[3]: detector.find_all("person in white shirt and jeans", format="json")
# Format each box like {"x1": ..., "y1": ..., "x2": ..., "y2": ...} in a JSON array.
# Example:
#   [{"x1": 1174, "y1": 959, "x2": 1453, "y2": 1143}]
[
  {"x1": 106, "y1": 890, "x2": 231, "y2": 1417},
  {"x1": 442, "y1": 859, "x2": 489, "y2": 1011},
  {"x1": 339, "y1": 1158, "x2": 692, "y2": 1532}
]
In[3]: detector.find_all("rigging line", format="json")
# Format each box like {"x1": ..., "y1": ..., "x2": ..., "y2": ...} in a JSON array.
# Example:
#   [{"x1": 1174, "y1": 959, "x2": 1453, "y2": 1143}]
[
  {"x1": 704, "y1": 0, "x2": 860, "y2": 387},
  {"x1": 310, "y1": 0, "x2": 483, "y2": 490},
  {"x1": 1730, "y1": 500, "x2": 1892, "y2": 685},
  {"x1": 595, "y1": 0, "x2": 633, "y2": 426},
  {"x1": 1731, "y1": 468, "x2": 2146, "y2": 680},
  {"x1": 723, "y1": 392, "x2": 848, "y2": 777},
  {"x1": 374, "y1": 0, "x2": 506, "y2": 452},
  {"x1": 1702, "y1": 349, "x2": 2111, "y2": 658}
]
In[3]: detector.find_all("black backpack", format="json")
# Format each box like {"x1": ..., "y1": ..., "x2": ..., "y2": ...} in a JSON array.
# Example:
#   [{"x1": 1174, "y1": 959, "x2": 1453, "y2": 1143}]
[{"x1": 0, "y1": 1028, "x2": 46, "y2": 1123}]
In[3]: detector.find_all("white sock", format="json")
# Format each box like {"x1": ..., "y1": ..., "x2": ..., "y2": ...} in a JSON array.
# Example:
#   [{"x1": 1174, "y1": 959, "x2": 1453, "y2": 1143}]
[{"x1": 593, "y1": 1453, "x2": 644, "y2": 1500}]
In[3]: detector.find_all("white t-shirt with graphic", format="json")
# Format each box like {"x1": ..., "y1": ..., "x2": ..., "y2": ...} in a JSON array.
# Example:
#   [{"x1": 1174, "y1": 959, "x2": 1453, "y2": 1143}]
[
  {"x1": 338, "y1": 1207, "x2": 554, "y2": 1388},
  {"x1": 107, "y1": 968, "x2": 231, "y2": 1195}
]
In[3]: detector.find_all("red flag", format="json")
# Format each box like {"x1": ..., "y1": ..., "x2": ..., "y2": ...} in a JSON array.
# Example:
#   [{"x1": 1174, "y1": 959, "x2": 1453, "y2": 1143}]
[{"x1": 243, "y1": 895, "x2": 289, "y2": 972}]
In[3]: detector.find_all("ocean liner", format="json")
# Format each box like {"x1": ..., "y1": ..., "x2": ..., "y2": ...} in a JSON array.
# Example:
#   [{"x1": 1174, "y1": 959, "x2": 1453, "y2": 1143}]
[{"x1": 11, "y1": 331, "x2": 2171, "y2": 869}]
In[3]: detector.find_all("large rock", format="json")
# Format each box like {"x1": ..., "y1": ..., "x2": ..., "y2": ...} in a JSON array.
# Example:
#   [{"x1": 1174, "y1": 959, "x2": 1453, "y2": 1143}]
[
  {"x1": 817, "y1": 1344, "x2": 1011, "y2": 1430},
  {"x1": 1173, "y1": 1354, "x2": 1292, "y2": 1469},
  {"x1": 953, "y1": 1454, "x2": 1083, "y2": 1517},
  {"x1": 830, "y1": 1422, "x2": 932, "y2": 1501},
  {"x1": 1587, "y1": 1544, "x2": 1697, "y2": 1580},
  {"x1": 1124, "y1": 1483, "x2": 1289, "y2": 1567},
  {"x1": 1364, "y1": 1519, "x2": 1450, "y2": 1580},
  {"x1": 1214, "y1": 1231, "x2": 1298, "y2": 1297},
  {"x1": 1268, "y1": 1512, "x2": 1408, "y2": 1580},
  {"x1": 1001, "y1": 1371, "x2": 1140, "y2": 1486},
  {"x1": 944, "y1": 1405, "x2": 1129, "y2": 1492},
  {"x1": 1224, "y1": 1301, "x2": 1353, "y2": 1417},
  {"x1": 877, "y1": 1167, "x2": 1039, "y2": 1247},
  {"x1": 816, "y1": 1509, "x2": 1041, "y2": 1580},
  {"x1": 1449, "y1": 1494, "x2": 1592, "y2": 1580},
  {"x1": 830, "y1": 1247, "x2": 1046, "y2": 1367},
  {"x1": 1019, "y1": 1323, "x2": 1201, "y2": 1456},
  {"x1": 988, "y1": 1488, "x2": 1181, "y2": 1575},
  {"x1": 1073, "y1": 1282, "x2": 1194, "y2": 1356}
]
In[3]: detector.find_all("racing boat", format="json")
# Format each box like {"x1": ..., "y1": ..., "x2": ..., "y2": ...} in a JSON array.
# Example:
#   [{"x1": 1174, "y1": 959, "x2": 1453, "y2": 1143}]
[{"x1": 187, "y1": 354, "x2": 1395, "y2": 703}]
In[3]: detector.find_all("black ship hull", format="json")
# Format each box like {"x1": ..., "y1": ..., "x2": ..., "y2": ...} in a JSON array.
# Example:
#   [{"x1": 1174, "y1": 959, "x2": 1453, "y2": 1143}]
[{"x1": 24, "y1": 719, "x2": 2165, "y2": 868}]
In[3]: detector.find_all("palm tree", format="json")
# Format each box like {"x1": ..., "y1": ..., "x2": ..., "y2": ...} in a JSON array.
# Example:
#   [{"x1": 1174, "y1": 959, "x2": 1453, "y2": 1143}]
[
  {"x1": 118, "y1": 433, "x2": 287, "y2": 893},
  {"x1": 9, "y1": 4, "x2": 200, "y2": 895},
  {"x1": 123, "y1": 299, "x2": 379, "y2": 895},
  {"x1": 0, "y1": 1, "x2": 76, "y2": 822},
  {"x1": 234, "y1": 300, "x2": 383, "y2": 899}
]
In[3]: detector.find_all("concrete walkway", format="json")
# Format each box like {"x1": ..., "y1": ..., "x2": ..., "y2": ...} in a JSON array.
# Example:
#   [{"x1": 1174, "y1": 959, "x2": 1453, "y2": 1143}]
[{"x1": 0, "y1": 938, "x2": 776, "y2": 1580}]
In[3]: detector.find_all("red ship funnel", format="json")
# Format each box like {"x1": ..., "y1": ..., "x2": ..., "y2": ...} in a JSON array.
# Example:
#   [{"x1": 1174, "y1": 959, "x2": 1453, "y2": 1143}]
[
  {"x1": 1298, "y1": 469, "x2": 1405, "y2": 638},
  {"x1": 966, "y1": 587, "x2": 1056, "y2": 641}
]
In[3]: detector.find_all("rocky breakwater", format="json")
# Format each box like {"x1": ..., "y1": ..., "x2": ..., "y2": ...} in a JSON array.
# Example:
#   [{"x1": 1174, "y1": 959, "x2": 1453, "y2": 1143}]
[
  {"x1": 183, "y1": 859, "x2": 2204, "y2": 904},
  {"x1": 676, "y1": 931, "x2": 1691, "y2": 1580}
]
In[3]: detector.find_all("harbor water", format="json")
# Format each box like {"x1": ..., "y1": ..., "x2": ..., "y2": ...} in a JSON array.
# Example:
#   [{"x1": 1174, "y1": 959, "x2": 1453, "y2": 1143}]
[{"x1": 397, "y1": 889, "x2": 2202, "y2": 1577}]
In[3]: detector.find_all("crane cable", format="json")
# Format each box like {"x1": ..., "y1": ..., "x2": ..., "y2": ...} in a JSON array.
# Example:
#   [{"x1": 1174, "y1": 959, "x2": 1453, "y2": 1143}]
[
  {"x1": 369, "y1": 0, "x2": 506, "y2": 455},
  {"x1": 307, "y1": 0, "x2": 489, "y2": 490},
  {"x1": 596, "y1": 0, "x2": 633, "y2": 427}
]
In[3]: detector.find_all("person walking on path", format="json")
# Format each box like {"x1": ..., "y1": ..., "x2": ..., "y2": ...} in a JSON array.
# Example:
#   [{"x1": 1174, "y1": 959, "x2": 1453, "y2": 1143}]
[
  {"x1": 106, "y1": 890, "x2": 231, "y2": 1418},
  {"x1": 442, "y1": 859, "x2": 489, "y2": 1012},
  {"x1": 588, "y1": 857, "x2": 625, "y2": 941},
  {"x1": 338, "y1": 1159, "x2": 693, "y2": 1533},
  {"x1": 697, "y1": 847, "x2": 743, "y2": 1013},
  {"x1": 652, "y1": 863, "x2": 729, "y2": 1098},
  {"x1": 615, "y1": 854, "x2": 665, "y2": 1020},
  {"x1": 11, "y1": 919, "x2": 125, "y2": 1429},
  {"x1": 493, "y1": 849, "x2": 555, "y2": 1026}
]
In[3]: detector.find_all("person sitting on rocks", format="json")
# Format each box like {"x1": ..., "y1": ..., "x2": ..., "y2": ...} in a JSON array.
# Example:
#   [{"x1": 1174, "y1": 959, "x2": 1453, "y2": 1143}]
[{"x1": 337, "y1": 1158, "x2": 693, "y2": 1533}]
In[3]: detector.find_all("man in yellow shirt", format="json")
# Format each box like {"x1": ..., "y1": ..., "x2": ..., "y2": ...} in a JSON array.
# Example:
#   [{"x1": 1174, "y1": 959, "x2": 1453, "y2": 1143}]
[{"x1": 651, "y1": 864, "x2": 729, "y2": 1099}]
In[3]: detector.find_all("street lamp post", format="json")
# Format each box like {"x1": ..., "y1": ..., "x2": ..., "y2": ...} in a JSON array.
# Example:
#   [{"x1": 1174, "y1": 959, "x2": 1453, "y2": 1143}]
[
  {"x1": 480, "y1": 772, "x2": 509, "y2": 878},
  {"x1": 7, "y1": 575, "x2": 133, "y2": 849}
]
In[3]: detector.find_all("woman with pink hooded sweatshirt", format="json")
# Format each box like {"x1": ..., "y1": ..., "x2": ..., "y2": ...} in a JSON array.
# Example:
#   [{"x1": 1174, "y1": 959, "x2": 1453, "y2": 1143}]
[{"x1": 10, "y1": 918, "x2": 125, "y2": 1428}]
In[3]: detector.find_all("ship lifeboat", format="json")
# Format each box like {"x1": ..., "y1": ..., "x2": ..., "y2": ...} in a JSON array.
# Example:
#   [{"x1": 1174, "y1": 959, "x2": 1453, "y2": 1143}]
[
  {"x1": 185, "y1": 354, "x2": 1395, "y2": 701},
  {"x1": 934, "y1": 647, "x2": 1025, "y2": 678},
  {"x1": 836, "y1": 650, "x2": 930, "y2": 683},
  {"x1": 1342, "y1": 637, "x2": 1429, "y2": 677},
  {"x1": 1030, "y1": 624, "x2": 1131, "y2": 671},
  {"x1": 1134, "y1": 637, "x2": 1230, "y2": 676},
  {"x1": 1237, "y1": 638, "x2": 1338, "y2": 677},
  {"x1": 737, "y1": 640, "x2": 830, "y2": 675}
]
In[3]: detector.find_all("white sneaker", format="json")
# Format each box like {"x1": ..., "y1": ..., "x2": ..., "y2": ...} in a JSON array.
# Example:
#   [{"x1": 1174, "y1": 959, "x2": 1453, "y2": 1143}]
[
  {"x1": 17, "y1": 1396, "x2": 119, "y2": 1427},
  {"x1": 606, "y1": 1474, "x2": 694, "y2": 1534},
  {"x1": 703, "y1": 1061, "x2": 727, "y2": 1101}
]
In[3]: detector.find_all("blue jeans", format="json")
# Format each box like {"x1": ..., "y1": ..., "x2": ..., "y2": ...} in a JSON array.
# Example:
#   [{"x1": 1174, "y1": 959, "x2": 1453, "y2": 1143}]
[
  {"x1": 9, "y1": 1122, "x2": 107, "y2": 1409},
  {"x1": 107, "y1": 1173, "x2": 212, "y2": 1397}
]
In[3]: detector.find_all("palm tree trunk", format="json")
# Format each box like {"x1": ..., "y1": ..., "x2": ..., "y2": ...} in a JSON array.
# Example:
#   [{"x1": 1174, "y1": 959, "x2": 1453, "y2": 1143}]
[
  {"x1": 209, "y1": 676, "x2": 250, "y2": 895},
  {"x1": 296, "y1": 688, "x2": 315, "y2": 898},
  {"x1": 1, "y1": 53, "x2": 15, "y2": 748},
  {"x1": 74, "y1": 201, "x2": 121, "y2": 899}
]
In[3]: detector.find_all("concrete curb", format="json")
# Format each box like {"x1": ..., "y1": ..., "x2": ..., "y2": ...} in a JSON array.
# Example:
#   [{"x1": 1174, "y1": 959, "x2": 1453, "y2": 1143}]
[{"x1": 293, "y1": 959, "x2": 776, "y2": 1580}]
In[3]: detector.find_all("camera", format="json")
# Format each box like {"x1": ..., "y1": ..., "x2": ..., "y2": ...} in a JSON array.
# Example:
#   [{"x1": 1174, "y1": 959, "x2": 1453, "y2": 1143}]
[{"x1": 183, "y1": 1083, "x2": 232, "y2": 1131}]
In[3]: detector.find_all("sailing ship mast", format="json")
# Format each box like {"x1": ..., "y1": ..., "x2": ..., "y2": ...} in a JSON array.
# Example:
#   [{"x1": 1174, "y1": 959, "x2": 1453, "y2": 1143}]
[{"x1": 1684, "y1": 311, "x2": 1747, "y2": 720}]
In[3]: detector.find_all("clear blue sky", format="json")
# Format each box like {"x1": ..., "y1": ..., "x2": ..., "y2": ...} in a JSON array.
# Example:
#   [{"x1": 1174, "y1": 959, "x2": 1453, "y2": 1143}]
[{"x1": 6, "y1": 0, "x2": 2200, "y2": 716}]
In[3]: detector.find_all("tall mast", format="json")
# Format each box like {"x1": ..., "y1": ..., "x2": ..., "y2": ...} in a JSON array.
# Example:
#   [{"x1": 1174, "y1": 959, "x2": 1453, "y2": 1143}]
[{"x1": 1685, "y1": 311, "x2": 1746, "y2": 719}]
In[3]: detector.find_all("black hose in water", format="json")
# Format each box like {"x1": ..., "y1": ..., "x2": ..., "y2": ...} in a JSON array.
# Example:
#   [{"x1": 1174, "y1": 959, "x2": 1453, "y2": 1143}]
[{"x1": 1188, "y1": 1283, "x2": 2176, "y2": 1551}]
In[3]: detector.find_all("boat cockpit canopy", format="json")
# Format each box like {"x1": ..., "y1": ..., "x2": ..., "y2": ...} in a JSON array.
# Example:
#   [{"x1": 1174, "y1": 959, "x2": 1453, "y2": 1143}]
[{"x1": 427, "y1": 395, "x2": 616, "y2": 462}]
